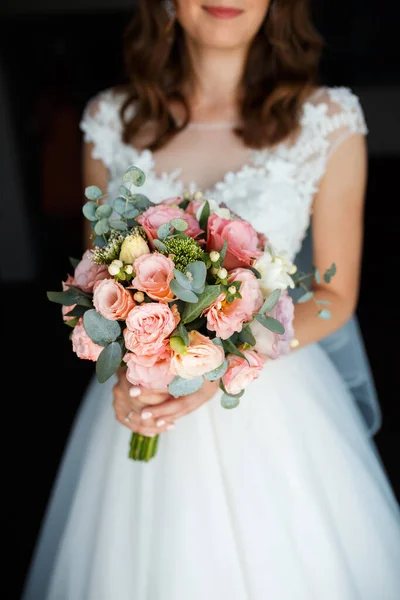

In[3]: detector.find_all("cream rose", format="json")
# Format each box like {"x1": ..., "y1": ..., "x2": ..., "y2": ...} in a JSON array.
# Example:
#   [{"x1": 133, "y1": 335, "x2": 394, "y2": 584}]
[{"x1": 171, "y1": 331, "x2": 225, "y2": 380}]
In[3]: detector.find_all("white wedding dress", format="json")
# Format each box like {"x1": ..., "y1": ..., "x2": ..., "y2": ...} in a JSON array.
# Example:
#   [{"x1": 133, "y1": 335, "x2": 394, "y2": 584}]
[{"x1": 23, "y1": 87, "x2": 400, "y2": 599}]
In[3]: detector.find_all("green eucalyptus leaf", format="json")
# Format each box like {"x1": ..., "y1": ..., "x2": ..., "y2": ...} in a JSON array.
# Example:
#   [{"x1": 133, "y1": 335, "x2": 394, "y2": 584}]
[
  {"x1": 109, "y1": 219, "x2": 128, "y2": 231},
  {"x1": 85, "y1": 185, "x2": 102, "y2": 201},
  {"x1": 185, "y1": 317, "x2": 207, "y2": 331},
  {"x1": 96, "y1": 204, "x2": 113, "y2": 219},
  {"x1": 157, "y1": 223, "x2": 173, "y2": 240},
  {"x1": 248, "y1": 266, "x2": 262, "y2": 279},
  {"x1": 199, "y1": 200, "x2": 210, "y2": 231},
  {"x1": 313, "y1": 265, "x2": 321, "y2": 284},
  {"x1": 47, "y1": 290, "x2": 78, "y2": 306},
  {"x1": 178, "y1": 198, "x2": 190, "y2": 210},
  {"x1": 212, "y1": 337, "x2": 224, "y2": 347},
  {"x1": 82, "y1": 202, "x2": 99, "y2": 222},
  {"x1": 239, "y1": 327, "x2": 256, "y2": 346},
  {"x1": 168, "y1": 375, "x2": 204, "y2": 398},
  {"x1": 182, "y1": 285, "x2": 221, "y2": 324},
  {"x1": 131, "y1": 194, "x2": 154, "y2": 209},
  {"x1": 113, "y1": 197, "x2": 130, "y2": 215},
  {"x1": 122, "y1": 166, "x2": 146, "y2": 187},
  {"x1": 316, "y1": 299, "x2": 332, "y2": 306},
  {"x1": 94, "y1": 218, "x2": 110, "y2": 235},
  {"x1": 297, "y1": 291, "x2": 314, "y2": 304},
  {"x1": 93, "y1": 236, "x2": 107, "y2": 247},
  {"x1": 83, "y1": 309, "x2": 121, "y2": 345},
  {"x1": 222, "y1": 338, "x2": 247, "y2": 361},
  {"x1": 254, "y1": 313, "x2": 285, "y2": 334},
  {"x1": 205, "y1": 359, "x2": 228, "y2": 381},
  {"x1": 96, "y1": 342, "x2": 122, "y2": 383},
  {"x1": 65, "y1": 305, "x2": 89, "y2": 317},
  {"x1": 123, "y1": 207, "x2": 139, "y2": 219},
  {"x1": 170, "y1": 280, "x2": 198, "y2": 303},
  {"x1": 118, "y1": 185, "x2": 133, "y2": 198},
  {"x1": 318, "y1": 309, "x2": 332, "y2": 320},
  {"x1": 170, "y1": 218, "x2": 188, "y2": 232},
  {"x1": 186, "y1": 261, "x2": 206, "y2": 294},
  {"x1": 173, "y1": 269, "x2": 192, "y2": 290},
  {"x1": 221, "y1": 394, "x2": 241, "y2": 409},
  {"x1": 260, "y1": 289, "x2": 281, "y2": 314},
  {"x1": 64, "y1": 317, "x2": 79, "y2": 328},
  {"x1": 153, "y1": 239, "x2": 168, "y2": 252}
]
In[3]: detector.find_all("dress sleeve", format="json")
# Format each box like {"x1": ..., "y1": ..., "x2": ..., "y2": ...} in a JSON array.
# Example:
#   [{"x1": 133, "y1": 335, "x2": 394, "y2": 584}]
[
  {"x1": 316, "y1": 87, "x2": 368, "y2": 161},
  {"x1": 79, "y1": 88, "x2": 124, "y2": 169}
]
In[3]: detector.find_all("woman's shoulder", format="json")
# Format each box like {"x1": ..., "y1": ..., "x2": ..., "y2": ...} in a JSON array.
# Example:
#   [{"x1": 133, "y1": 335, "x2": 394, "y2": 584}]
[{"x1": 301, "y1": 86, "x2": 368, "y2": 137}]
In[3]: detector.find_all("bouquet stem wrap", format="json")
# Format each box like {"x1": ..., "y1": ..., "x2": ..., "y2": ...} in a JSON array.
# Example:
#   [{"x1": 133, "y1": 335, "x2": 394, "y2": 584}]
[{"x1": 129, "y1": 433, "x2": 159, "y2": 461}]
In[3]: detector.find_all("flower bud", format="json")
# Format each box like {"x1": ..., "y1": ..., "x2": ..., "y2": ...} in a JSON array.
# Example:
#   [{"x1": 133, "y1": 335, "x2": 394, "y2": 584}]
[
  {"x1": 290, "y1": 338, "x2": 300, "y2": 349},
  {"x1": 210, "y1": 251, "x2": 220, "y2": 263},
  {"x1": 217, "y1": 268, "x2": 228, "y2": 279},
  {"x1": 211, "y1": 267, "x2": 219, "y2": 276},
  {"x1": 288, "y1": 264, "x2": 297, "y2": 275},
  {"x1": 112, "y1": 260, "x2": 123, "y2": 268},
  {"x1": 193, "y1": 190, "x2": 203, "y2": 201},
  {"x1": 125, "y1": 265, "x2": 133, "y2": 275},
  {"x1": 108, "y1": 263, "x2": 121, "y2": 276},
  {"x1": 133, "y1": 291, "x2": 145, "y2": 303},
  {"x1": 228, "y1": 286, "x2": 236, "y2": 295},
  {"x1": 119, "y1": 234, "x2": 150, "y2": 264}
]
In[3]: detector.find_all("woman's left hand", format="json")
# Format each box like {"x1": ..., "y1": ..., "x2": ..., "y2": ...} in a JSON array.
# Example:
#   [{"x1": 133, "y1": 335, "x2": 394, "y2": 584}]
[{"x1": 140, "y1": 379, "x2": 220, "y2": 426}]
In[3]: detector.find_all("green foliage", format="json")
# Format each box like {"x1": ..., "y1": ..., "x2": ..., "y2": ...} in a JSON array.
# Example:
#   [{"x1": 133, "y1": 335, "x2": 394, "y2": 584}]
[
  {"x1": 172, "y1": 322, "x2": 189, "y2": 346},
  {"x1": 199, "y1": 200, "x2": 210, "y2": 231},
  {"x1": 94, "y1": 218, "x2": 110, "y2": 236},
  {"x1": 168, "y1": 376, "x2": 204, "y2": 398},
  {"x1": 254, "y1": 313, "x2": 285, "y2": 334},
  {"x1": 161, "y1": 236, "x2": 204, "y2": 272},
  {"x1": 96, "y1": 204, "x2": 113, "y2": 219},
  {"x1": 83, "y1": 310, "x2": 121, "y2": 346},
  {"x1": 96, "y1": 342, "x2": 122, "y2": 383},
  {"x1": 221, "y1": 394, "x2": 241, "y2": 409},
  {"x1": 170, "y1": 280, "x2": 198, "y2": 303},
  {"x1": 157, "y1": 223, "x2": 173, "y2": 239},
  {"x1": 324, "y1": 263, "x2": 337, "y2": 284},
  {"x1": 122, "y1": 166, "x2": 146, "y2": 187},
  {"x1": 169, "y1": 336, "x2": 188, "y2": 355},
  {"x1": 222, "y1": 338, "x2": 248, "y2": 361},
  {"x1": 204, "y1": 359, "x2": 228, "y2": 382},
  {"x1": 182, "y1": 285, "x2": 221, "y2": 324},
  {"x1": 318, "y1": 309, "x2": 332, "y2": 320},
  {"x1": 85, "y1": 185, "x2": 103, "y2": 201},
  {"x1": 238, "y1": 327, "x2": 256, "y2": 347},
  {"x1": 170, "y1": 218, "x2": 188, "y2": 232},
  {"x1": 297, "y1": 291, "x2": 314, "y2": 304},
  {"x1": 82, "y1": 202, "x2": 98, "y2": 221},
  {"x1": 260, "y1": 289, "x2": 281, "y2": 314}
]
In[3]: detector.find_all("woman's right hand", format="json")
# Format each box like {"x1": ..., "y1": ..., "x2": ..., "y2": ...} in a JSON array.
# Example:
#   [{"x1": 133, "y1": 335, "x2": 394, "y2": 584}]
[{"x1": 112, "y1": 368, "x2": 176, "y2": 436}]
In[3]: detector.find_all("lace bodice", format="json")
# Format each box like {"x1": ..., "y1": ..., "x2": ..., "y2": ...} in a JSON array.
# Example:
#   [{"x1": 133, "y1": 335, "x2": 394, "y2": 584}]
[{"x1": 80, "y1": 86, "x2": 367, "y2": 260}]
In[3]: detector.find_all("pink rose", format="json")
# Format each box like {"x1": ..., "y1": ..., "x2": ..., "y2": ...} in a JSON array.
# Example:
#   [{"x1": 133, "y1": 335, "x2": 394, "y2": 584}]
[
  {"x1": 251, "y1": 291, "x2": 295, "y2": 359},
  {"x1": 137, "y1": 204, "x2": 202, "y2": 243},
  {"x1": 124, "y1": 348, "x2": 174, "y2": 391},
  {"x1": 61, "y1": 274, "x2": 76, "y2": 321},
  {"x1": 207, "y1": 214, "x2": 263, "y2": 270},
  {"x1": 132, "y1": 253, "x2": 175, "y2": 303},
  {"x1": 93, "y1": 279, "x2": 135, "y2": 321},
  {"x1": 74, "y1": 250, "x2": 110, "y2": 293},
  {"x1": 124, "y1": 302, "x2": 180, "y2": 358},
  {"x1": 186, "y1": 200, "x2": 204, "y2": 217},
  {"x1": 71, "y1": 318, "x2": 103, "y2": 361},
  {"x1": 205, "y1": 268, "x2": 263, "y2": 339},
  {"x1": 222, "y1": 350, "x2": 265, "y2": 395},
  {"x1": 171, "y1": 331, "x2": 225, "y2": 380}
]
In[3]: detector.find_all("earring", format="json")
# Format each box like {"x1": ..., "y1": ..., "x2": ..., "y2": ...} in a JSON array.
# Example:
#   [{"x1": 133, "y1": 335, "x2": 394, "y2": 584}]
[{"x1": 164, "y1": 0, "x2": 176, "y2": 21}]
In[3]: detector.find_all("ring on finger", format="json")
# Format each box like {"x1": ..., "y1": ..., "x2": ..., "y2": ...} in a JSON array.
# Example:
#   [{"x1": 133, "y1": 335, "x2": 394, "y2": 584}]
[{"x1": 124, "y1": 410, "x2": 134, "y2": 423}]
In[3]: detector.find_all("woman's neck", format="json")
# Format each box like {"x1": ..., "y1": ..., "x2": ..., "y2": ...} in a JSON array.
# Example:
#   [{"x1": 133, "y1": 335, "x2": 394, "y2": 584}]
[{"x1": 184, "y1": 40, "x2": 248, "y2": 118}]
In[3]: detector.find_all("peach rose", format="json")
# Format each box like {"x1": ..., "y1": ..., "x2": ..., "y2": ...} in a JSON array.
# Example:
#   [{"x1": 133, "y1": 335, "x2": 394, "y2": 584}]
[
  {"x1": 74, "y1": 250, "x2": 110, "y2": 293},
  {"x1": 222, "y1": 350, "x2": 265, "y2": 395},
  {"x1": 250, "y1": 291, "x2": 295, "y2": 360},
  {"x1": 137, "y1": 204, "x2": 202, "y2": 243},
  {"x1": 124, "y1": 348, "x2": 174, "y2": 391},
  {"x1": 124, "y1": 302, "x2": 180, "y2": 357},
  {"x1": 71, "y1": 318, "x2": 103, "y2": 361},
  {"x1": 205, "y1": 268, "x2": 263, "y2": 339},
  {"x1": 171, "y1": 331, "x2": 225, "y2": 380},
  {"x1": 61, "y1": 274, "x2": 76, "y2": 321},
  {"x1": 132, "y1": 253, "x2": 175, "y2": 303},
  {"x1": 207, "y1": 213, "x2": 263, "y2": 270},
  {"x1": 93, "y1": 279, "x2": 135, "y2": 321}
]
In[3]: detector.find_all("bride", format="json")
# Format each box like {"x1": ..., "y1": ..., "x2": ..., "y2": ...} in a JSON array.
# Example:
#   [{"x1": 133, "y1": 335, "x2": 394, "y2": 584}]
[{"x1": 23, "y1": 1, "x2": 400, "y2": 598}]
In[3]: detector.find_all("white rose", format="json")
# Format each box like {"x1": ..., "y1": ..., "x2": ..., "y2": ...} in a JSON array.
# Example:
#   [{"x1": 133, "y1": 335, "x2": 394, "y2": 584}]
[
  {"x1": 196, "y1": 198, "x2": 231, "y2": 221},
  {"x1": 254, "y1": 244, "x2": 296, "y2": 297}
]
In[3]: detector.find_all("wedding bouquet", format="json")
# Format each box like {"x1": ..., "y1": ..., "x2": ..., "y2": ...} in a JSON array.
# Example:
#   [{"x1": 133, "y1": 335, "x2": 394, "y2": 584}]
[{"x1": 48, "y1": 166, "x2": 335, "y2": 461}]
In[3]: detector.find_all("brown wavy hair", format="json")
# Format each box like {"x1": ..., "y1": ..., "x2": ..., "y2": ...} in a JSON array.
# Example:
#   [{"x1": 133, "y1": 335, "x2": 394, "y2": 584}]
[{"x1": 121, "y1": 0, "x2": 323, "y2": 151}]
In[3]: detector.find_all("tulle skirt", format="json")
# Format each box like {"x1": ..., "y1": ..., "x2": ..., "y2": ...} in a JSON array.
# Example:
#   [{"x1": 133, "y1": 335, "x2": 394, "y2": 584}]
[{"x1": 23, "y1": 344, "x2": 400, "y2": 600}]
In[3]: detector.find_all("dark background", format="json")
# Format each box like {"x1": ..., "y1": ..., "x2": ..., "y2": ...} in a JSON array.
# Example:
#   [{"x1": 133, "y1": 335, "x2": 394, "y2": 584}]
[{"x1": 1, "y1": 1, "x2": 399, "y2": 597}]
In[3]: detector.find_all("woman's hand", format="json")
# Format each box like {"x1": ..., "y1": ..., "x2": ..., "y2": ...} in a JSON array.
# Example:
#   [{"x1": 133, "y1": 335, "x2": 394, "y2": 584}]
[
  {"x1": 139, "y1": 378, "x2": 220, "y2": 426},
  {"x1": 113, "y1": 369, "x2": 220, "y2": 435},
  {"x1": 113, "y1": 368, "x2": 175, "y2": 436}
]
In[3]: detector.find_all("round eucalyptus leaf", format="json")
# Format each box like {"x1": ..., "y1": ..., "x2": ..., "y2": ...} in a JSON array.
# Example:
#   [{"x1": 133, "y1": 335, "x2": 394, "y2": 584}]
[
  {"x1": 85, "y1": 185, "x2": 103, "y2": 201},
  {"x1": 170, "y1": 218, "x2": 188, "y2": 232},
  {"x1": 96, "y1": 204, "x2": 113, "y2": 219},
  {"x1": 318, "y1": 309, "x2": 332, "y2": 320},
  {"x1": 221, "y1": 394, "x2": 240, "y2": 409},
  {"x1": 297, "y1": 291, "x2": 314, "y2": 304},
  {"x1": 94, "y1": 218, "x2": 110, "y2": 235},
  {"x1": 168, "y1": 376, "x2": 203, "y2": 398},
  {"x1": 109, "y1": 219, "x2": 128, "y2": 231},
  {"x1": 122, "y1": 166, "x2": 146, "y2": 187},
  {"x1": 93, "y1": 235, "x2": 107, "y2": 247},
  {"x1": 170, "y1": 280, "x2": 198, "y2": 303},
  {"x1": 82, "y1": 202, "x2": 99, "y2": 222},
  {"x1": 173, "y1": 269, "x2": 192, "y2": 290},
  {"x1": 96, "y1": 342, "x2": 122, "y2": 383},
  {"x1": 119, "y1": 185, "x2": 133, "y2": 198},
  {"x1": 83, "y1": 309, "x2": 121, "y2": 345},
  {"x1": 157, "y1": 223, "x2": 172, "y2": 240},
  {"x1": 113, "y1": 197, "x2": 129, "y2": 215},
  {"x1": 153, "y1": 239, "x2": 168, "y2": 252},
  {"x1": 122, "y1": 207, "x2": 139, "y2": 219},
  {"x1": 205, "y1": 359, "x2": 228, "y2": 382}
]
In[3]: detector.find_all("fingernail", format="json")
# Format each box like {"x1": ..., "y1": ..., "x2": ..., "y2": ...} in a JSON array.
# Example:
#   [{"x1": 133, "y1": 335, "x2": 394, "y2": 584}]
[
  {"x1": 141, "y1": 411, "x2": 153, "y2": 421},
  {"x1": 166, "y1": 424, "x2": 175, "y2": 431},
  {"x1": 156, "y1": 419, "x2": 166, "y2": 427},
  {"x1": 129, "y1": 387, "x2": 141, "y2": 398}
]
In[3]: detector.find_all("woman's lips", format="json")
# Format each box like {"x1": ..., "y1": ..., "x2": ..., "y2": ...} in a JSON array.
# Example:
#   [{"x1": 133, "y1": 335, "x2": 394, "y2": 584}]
[{"x1": 202, "y1": 6, "x2": 244, "y2": 19}]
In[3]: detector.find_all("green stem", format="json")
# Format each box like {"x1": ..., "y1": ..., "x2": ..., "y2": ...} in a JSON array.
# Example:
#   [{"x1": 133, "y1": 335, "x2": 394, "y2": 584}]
[{"x1": 129, "y1": 433, "x2": 160, "y2": 462}]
